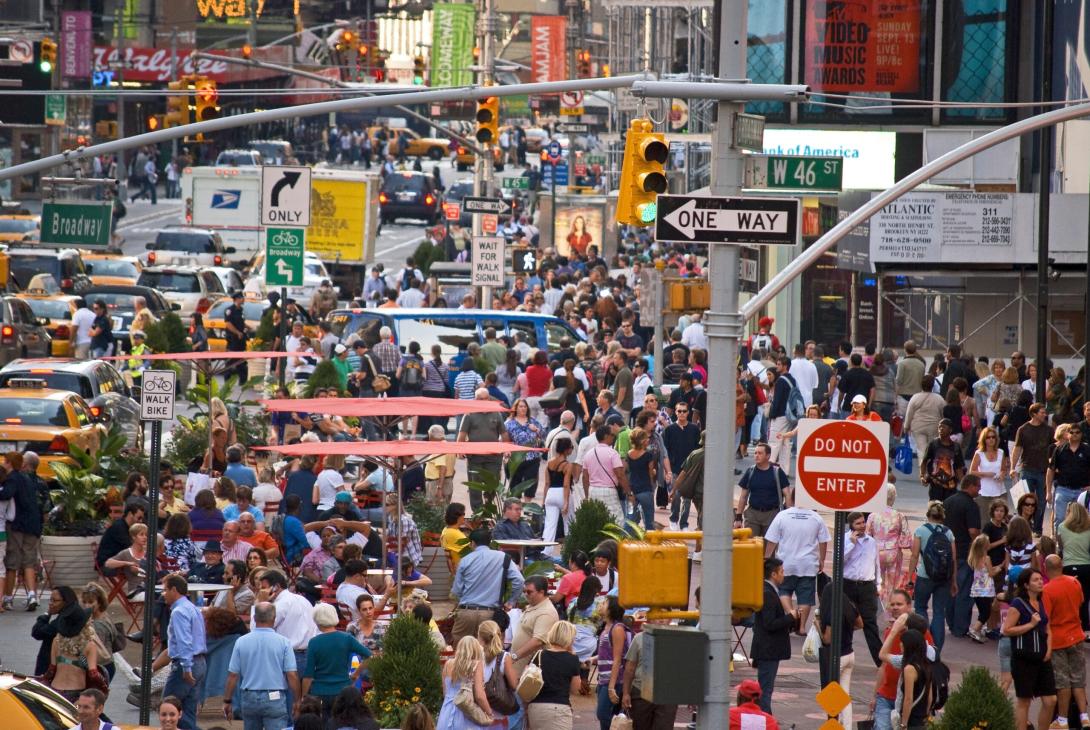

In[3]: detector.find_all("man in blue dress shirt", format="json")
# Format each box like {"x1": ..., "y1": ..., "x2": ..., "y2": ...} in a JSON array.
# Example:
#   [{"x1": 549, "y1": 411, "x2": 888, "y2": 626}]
[
  {"x1": 224, "y1": 601, "x2": 301, "y2": 728},
  {"x1": 451, "y1": 527, "x2": 525, "y2": 646},
  {"x1": 153, "y1": 574, "x2": 208, "y2": 730}
]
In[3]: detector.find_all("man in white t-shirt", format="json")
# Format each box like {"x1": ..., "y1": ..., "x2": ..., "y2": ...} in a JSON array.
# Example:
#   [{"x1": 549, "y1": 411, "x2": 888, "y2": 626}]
[
  {"x1": 284, "y1": 321, "x2": 305, "y2": 379},
  {"x1": 72, "y1": 299, "x2": 96, "y2": 359},
  {"x1": 763, "y1": 506, "x2": 830, "y2": 634},
  {"x1": 335, "y1": 559, "x2": 388, "y2": 620},
  {"x1": 788, "y1": 344, "x2": 819, "y2": 409},
  {"x1": 681, "y1": 312, "x2": 707, "y2": 350}
]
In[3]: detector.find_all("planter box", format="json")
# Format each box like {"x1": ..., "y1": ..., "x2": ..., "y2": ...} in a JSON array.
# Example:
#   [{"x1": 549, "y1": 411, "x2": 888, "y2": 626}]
[
  {"x1": 418, "y1": 545, "x2": 452, "y2": 601},
  {"x1": 40, "y1": 535, "x2": 100, "y2": 589}
]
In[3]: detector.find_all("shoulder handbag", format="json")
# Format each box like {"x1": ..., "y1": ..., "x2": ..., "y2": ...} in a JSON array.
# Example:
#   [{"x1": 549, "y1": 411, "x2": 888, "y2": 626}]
[
  {"x1": 454, "y1": 679, "x2": 494, "y2": 725},
  {"x1": 484, "y1": 653, "x2": 519, "y2": 715},
  {"x1": 1010, "y1": 598, "x2": 1048, "y2": 661},
  {"x1": 491, "y1": 554, "x2": 512, "y2": 631},
  {"x1": 592, "y1": 448, "x2": 626, "y2": 505},
  {"x1": 516, "y1": 650, "x2": 545, "y2": 702},
  {"x1": 364, "y1": 353, "x2": 390, "y2": 393}
]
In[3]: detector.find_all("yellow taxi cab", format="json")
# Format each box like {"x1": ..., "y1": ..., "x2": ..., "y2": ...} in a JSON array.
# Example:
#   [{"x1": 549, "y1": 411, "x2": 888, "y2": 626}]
[
  {"x1": 0, "y1": 213, "x2": 40, "y2": 244},
  {"x1": 0, "y1": 377, "x2": 106, "y2": 479},
  {"x1": 367, "y1": 126, "x2": 451, "y2": 160},
  {"x1": 0, "y1": 670, "x2": 150, "y2": 728},
  {"x1": 82, "y1": 253, "x2": 143, "y2": 286},
  {"x1": 204, "y1": 294, "x2": 320, "y2": 351},
  {"x1": 454, "y1": 141, "x2": 504, "y2": 172},
  {"x1": 14, "y1": 291, "x2": 81, "y2": 356}
]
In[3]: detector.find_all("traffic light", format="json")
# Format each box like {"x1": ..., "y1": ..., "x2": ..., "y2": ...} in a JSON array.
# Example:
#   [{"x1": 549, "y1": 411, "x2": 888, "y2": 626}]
[
  {"x1": 39, "y1": 38, "x2": 57, "y2": 73},
  {"x1": 576, "y1": 50, "x2": 591, "y2": 78},
  {"x1": 413, "y1": 55, "x2": 426, "y2": 85},
  {"x1": 475, "y1": 93, "x2": 499, "y2": 145},
  {"x1": 164, "y1": 80, "x2": 191, "y2": 128},
  {"x1": 616, "y1": 117, "x2": 668, "y2": 226},
  {"x1": 601, "y1": 63, "x2": 611, "y2": 77},
  {"x1": 146, "y1": 114, "x2": 163, "y2": 131},
  {"x1": 241, "y1": 43, "x2": 253, "y2": 60},
  {"x1": 194, "y1": 77, "x2": 220, "y2": 122}
]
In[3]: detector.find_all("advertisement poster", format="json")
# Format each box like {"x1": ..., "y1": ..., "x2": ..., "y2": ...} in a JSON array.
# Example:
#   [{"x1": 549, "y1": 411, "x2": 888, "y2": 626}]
[
  {"x1": 430, "y1": 3, "x2": 476, "y2": 88},
  {"x1": 530, "y1": 15, "x2": 567, "y2": 84},
  {"x1": 804, "y1": 0, "x2": 922, "y2": 93},
  {"x1": 61, "y1": 11, "x2": 92, "y2": 79},
  {"x1": 554, "y1": 205, "x2": 604, "y2": 258}
]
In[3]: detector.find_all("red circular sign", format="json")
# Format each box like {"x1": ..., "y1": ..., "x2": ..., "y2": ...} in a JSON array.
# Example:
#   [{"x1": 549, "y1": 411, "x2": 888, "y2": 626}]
[{"x1": 797, "y1": 420, "x2": 888, "y2": 511}]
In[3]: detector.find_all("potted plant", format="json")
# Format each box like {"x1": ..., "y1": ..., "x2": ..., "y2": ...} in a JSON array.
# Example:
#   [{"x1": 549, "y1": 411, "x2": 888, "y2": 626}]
[
  {"x1": 937, "y1": 665, "x2": 1012, "y2": 730},
  {"x1": 404, "y1": 496, "x2": 453, "y2": 599},
  {"x1": 143, "y1": 312, "x2": 188, "y2": 384},
  {"x1": 561, "y1": 498, "x2": 613, "y2": 564},
  {"x1": 365, "y1": 614, "x2": 442, "y2": 727},
  {"x1": 40, "y1": 427, "x2": 129, "y2": 587}
]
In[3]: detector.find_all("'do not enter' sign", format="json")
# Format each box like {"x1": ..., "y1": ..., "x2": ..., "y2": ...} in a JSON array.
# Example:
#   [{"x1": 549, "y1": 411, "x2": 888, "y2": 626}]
[{"x1": 794, "y1": 418, "x2": 890, "y2": 513}]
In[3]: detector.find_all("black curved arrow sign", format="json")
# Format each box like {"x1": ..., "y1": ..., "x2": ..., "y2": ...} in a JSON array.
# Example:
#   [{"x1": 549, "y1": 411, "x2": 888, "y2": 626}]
[{"x1": 270, "y1": 170, "x2": 301, "y2": 207}]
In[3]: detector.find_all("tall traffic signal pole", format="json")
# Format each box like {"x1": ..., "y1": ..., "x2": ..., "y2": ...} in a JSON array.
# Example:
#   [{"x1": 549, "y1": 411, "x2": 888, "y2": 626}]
[
  {"x1": 697, "y1": 0, "x2": 747, "y2": 725},
  {"x1": 475, "y1": 0, "x2": 498, "y2": 306}
]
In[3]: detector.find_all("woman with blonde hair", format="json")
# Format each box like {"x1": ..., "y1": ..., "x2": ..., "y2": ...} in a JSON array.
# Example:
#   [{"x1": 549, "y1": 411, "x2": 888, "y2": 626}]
[
  {"x1": 437, "y1": 635, "x2": 494, "y2": 729},
  {"x1": 203, "y1": 425, "x2": 229, "y2": 476},
  {"x1": 79, "y1": 583, "x2": 118, "y2": 680},
  {"x1": 1058, "y1": 500, "x2": 1090, "y2": 638},
  {"x1": 210, "y1": 396, "x2": 236, "y2": 445},
  {"x1": 969, "y1": 426, "x2": 1010, "y2": 525},
  {"x1": 526, "y1": 621, "x2": 582, "y2": 730},
  {"x1": 477, "y1": 620, "x2": 518, "y2": 729},
  {"x1": 866, "y1": 483, "x2": 912, "y2": 604}
]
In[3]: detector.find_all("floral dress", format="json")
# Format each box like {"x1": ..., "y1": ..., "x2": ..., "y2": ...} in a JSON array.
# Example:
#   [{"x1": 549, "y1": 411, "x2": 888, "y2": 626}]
[
  {"x1": 866, "y1": 507, "x2": 912, "y2": 603},
  {"x1": 164, "y1": 538, "x2": 202, "y2": 573},
  {"x1": 505, "y1": 417, "x2": 543, "y2": 462}
]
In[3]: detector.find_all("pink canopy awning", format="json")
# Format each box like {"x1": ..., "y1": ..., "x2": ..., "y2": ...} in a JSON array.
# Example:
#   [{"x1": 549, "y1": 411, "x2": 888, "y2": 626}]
[
  {"x1": 100, "y1": 350, "x2": 303, "y2": 361},
  {"x1": 257, "y1": 440, "x2": 537, "y2": 457},
  {"x1": 261, "y1": 396, "x2": 509, "y2": 418}
]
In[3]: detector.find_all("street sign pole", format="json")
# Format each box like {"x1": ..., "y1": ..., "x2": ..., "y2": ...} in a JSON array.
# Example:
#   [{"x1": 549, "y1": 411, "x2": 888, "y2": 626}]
[
  {"x1": 138, "y1": 369, "x2": 176, "y2": 725},
  {"x1": 828, "y1": 510, "x2": 846, "y2": 688},
  {"x1": 278, "y1": 285, "x2": 287, "y2": 387}
]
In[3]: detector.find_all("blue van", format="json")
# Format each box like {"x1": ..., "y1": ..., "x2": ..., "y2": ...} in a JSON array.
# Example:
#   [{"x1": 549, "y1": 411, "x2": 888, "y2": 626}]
[{"x1": 326, "y1": 308, "x2": 585, "y2": 359}]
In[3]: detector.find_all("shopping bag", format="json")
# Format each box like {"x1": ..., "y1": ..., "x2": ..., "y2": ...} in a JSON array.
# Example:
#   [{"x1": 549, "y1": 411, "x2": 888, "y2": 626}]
[
  {"x1": 183, "y1": 471, "x2": 211, "y2": 506},
  {"x1": 894, "y1": 436, "x2": 914, "y2": 475},
  {"x1": 610, "y1": 715, "x2": 634, "y2": 730},
  {"x1": 802, "y1": 621, "x2": 822, "y2": 663},
  {"x1": 1010, "y1": 479, "x2": 1029, "y2": 505}
]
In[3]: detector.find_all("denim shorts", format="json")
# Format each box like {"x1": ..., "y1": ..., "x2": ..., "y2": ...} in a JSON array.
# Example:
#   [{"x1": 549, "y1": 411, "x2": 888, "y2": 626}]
[{"x1": 779, "y1": 574, "x2": 817, "y2": 605}]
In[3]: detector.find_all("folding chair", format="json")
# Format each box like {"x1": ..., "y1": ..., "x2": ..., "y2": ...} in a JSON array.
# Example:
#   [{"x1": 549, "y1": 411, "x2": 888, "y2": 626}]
[
  {"x1": 732, "y1": 615, "x2": 753, "y2": 664},
  {"x1": 92, "y1": 543, "x2": 144, "y2": 633}
]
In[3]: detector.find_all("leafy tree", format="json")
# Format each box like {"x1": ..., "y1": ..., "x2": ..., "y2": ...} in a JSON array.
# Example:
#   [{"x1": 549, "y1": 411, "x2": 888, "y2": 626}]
[
  {"x1": 143, "y1": 312, "x2": 188, "y2": 354},
  {"x1": 365, "y1": 614, "x2": 442, "y2": 727},
  {"x1": 303, "y1": 359, "x2": 343, "y2": 397},
  {"x1": 562, "y1": 498, "x2": 613, "y2": 564},
  {"x1": 937, "y1": 665, "x2": 1014, "y2": 730}
]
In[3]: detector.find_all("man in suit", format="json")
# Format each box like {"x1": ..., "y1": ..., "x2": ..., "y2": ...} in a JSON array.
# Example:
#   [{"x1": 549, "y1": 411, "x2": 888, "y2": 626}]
[{"x1": 751, "y1": 557, "x2": 797, "y2": 715}]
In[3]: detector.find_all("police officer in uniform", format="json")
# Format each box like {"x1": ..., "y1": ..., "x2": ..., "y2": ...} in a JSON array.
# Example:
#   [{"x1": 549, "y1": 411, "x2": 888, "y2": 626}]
[
  {"x1": 224, "y1": 291, "x2": 250, "y2": 383},
  {"x1": 126, "y1": 330, "x2": 152, "y2": 397}
]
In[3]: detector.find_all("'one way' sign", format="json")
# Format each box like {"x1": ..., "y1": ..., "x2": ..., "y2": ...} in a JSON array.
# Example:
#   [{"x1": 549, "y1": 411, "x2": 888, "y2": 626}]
[{"x1": 654, "y1": 195, "x2": 799, "y2": 245}]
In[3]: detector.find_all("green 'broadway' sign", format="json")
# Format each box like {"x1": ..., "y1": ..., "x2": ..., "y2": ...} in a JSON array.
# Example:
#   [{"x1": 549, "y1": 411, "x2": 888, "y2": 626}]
[
  {"x1": 265, "y1": 227, "x2": 306, "y2": 287},
  {"x1": 40, "y1": 201, "x2": 113, "y2": 248}
]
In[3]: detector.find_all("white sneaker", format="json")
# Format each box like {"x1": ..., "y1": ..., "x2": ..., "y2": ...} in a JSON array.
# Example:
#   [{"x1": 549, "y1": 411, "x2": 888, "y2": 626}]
[{"x1": 669, "y1": 521, "x2": 680, "y2": 531}]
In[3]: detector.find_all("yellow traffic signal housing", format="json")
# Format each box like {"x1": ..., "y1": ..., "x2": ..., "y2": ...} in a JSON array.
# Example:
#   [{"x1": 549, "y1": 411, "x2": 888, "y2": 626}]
[
  {"x1": 576, "y1": 49, "x2": 592, "y2": 77},
  {"x1": 413, "y1": 55, "x2": 426, "y2": 85},
  {"x1": 39, "y1": 37, "x2": 57, "y2": 72},
  {"x1": 475, "y1": 95, "x2": 499, "y2": 145},
  {"x1": 618, "y1": 540, "x2": 689, "y2": 608},
  {"x1": 732, "y1": 529, "x2": 765, "y2": 616},
  {"x1": 194, "y1": 77, "x2": 221, "y2": 122},
  {"x1": 164, "y1": 80, "x2": 191, "y2": 128},
  {"x1": 616, "y1": 118, "x2": 669, "y2": 226}
]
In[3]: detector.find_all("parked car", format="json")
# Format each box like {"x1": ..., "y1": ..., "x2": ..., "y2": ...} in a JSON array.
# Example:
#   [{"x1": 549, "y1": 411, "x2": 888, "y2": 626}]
[
  {"x1": 214, "y1": 149, "x2": 263, "y2": 166},
  {"x1": 82, "y1": 285, "x2": 177, "y2": 352},
  {"x1": 378, "y1": 171, "x2": 442, "y2": 225},
  {"x1": 144, "y1": 226, "x2": 235, "y2": 267},
  {"x1": 136, "y1": 265, "x2": 226, "y2": 317},
  {"x1": 0, "y1": 296, "x2": 51, "y2": 365},
  {"x1": 82, "y1": 253, "x2": 143, "y2": 286},
  {"x1": 13, "y1": 292, "x2": 80, "y2": 357},
  {"x1": 7, "y1": 248, "x2": 92, "y2": 294},
  {"x1": 0, "y1": 359, "x2": 143, "y2": 450},
  {"x1": 0, "y1": 378, "x2": 106, "y2": 480}
]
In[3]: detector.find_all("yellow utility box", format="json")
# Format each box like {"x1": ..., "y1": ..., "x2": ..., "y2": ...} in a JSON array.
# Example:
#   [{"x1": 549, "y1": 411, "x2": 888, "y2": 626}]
[
  {"x1": 733, "y1": 532, "x2": 765, "y2": 613},
  {"x1": 667, "y1": 280, "x2": 711, "y2": 312},
  {"x1": 618, "y1": 540, "x2": 690, "y2": 608}
]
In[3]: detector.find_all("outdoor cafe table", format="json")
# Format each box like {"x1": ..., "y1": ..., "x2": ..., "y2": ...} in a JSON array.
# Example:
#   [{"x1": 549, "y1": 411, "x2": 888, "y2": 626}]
[{"x1": 494, "y1": 539, "x2": 558, "y2": 564}]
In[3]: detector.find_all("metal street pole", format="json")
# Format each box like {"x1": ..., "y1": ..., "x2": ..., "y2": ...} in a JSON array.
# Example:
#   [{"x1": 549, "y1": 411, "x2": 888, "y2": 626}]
[
  {"x1": 170, "y1": 28, "x2": 178, "y2": 160},
  {"x1": 114, "y1": 12, "x2": 126, "y2": 199},
  {"x1": 138, "y1": 418, "x2": 162, "y2": 725},
  {"x1": 698, "y1": 0, "x2": 746, "y2": 725},
  {"x1": 1036, "y1": 0, "x2": 1054, "y2": 403},
  {"x1": 476, "y1": 0, "x2": 498, "y2": 307},
  {"x1": 278, "y1": 286, "x2": 287, "y2": 387}
]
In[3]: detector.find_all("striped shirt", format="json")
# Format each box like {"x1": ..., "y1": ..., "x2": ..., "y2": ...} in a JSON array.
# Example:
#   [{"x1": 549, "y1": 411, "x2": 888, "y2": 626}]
[
  {"x1": 454, "y1": 370, "x2": 484, "y2": 399},
  {"x1": 423, "y1": 358, "x2": 449, "y2": 394}
]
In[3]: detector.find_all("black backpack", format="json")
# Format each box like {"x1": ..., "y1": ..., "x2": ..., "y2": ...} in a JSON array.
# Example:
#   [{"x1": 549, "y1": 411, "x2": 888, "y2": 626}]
[
  {"x1": 922, "y1": 524, "x2": 953, "y2": 583},
  {"x1": 929, "y1": 659, "x2": 950, "y2": 714}
]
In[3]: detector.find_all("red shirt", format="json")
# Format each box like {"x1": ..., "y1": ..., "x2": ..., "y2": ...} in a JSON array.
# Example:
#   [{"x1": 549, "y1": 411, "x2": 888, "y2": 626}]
[
  {"x1": 876, "y1": 627, "x2": 935, "y2": 700},
  {"x1": 847, "y1": 411, "x2": 882, "y2": 422},
  {"x1": 525, "y1": 364, "x2": 553, "y2": 397},
  {"x1": 1043, "y1": 574, "x2": 1084, "y2": 650},
  {"x1": 730, "y1": 703, "x2": 779, "y2": 729}
]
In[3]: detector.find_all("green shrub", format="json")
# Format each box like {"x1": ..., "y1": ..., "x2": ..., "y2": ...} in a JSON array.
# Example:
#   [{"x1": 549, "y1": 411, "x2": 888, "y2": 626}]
[
  {"x1": 563, "y1": 498, "x2": 613, "y2": 564},
  {"x1": 303, "y1": 359, "x2": 343, "y2": 397},
  {"x1": 937, "y1": 665, "x2": 1014, "y2": 730},
  {"x1": 365, "y1": 614, "x2": 442, "y2": 727},
  {"x1": 405, "y1": 495, "x2": 444, "y2": 536},
  {"x1": 165, "y1": 411, "x2": 269, "y2": 471},
  {"x1": 144, "y1": 311, "x2": 188, "y2": 354}
]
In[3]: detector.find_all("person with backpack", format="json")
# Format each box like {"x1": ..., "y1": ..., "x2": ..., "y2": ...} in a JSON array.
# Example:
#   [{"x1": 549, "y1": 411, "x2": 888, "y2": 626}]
[
  {"x1": 734, "y1": 443, "x2": 792, "y2": 537},
  {"x1": 767, "y1": 356, "x2": 804, "y2": 474},
  {"x1": 878, "y1": 621, "x2": 934, "y2": 730},
  {"x1": 396, "y1": 341, "x2": 426, "y2": 396},
  {"x1": 1003, "y1": 567, "x2": 1058, "y2": 730},
  {"x1": 908, "y1": 501, "x2": 957, "y2": 652},
  {"x1": 943, "y1": 475, "x2": 982, "y2": 640}
]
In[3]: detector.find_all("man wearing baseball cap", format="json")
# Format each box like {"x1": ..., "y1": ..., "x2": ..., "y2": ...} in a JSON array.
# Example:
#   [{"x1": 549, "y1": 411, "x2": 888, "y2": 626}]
[{"x1": 729, "y1": 679, "x2": 779, "y2": 729}]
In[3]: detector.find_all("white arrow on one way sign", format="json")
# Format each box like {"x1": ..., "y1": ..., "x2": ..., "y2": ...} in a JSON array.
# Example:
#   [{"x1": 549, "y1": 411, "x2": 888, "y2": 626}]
[{"x1": 662, "y1": 198, "x2": 791, "y2": 239}]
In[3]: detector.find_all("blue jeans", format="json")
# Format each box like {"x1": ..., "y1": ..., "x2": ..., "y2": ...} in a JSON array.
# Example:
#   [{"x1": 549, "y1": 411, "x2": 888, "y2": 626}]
[
  {"x1": 162, "y1": 655, "x2": 207, "y2": 730},
  {"x1": 596, "y1": 683, "x2": 620, "y2": 730},
  {"x1": 1022, "y1": 468, "x2": 1046, "y2": 533},
  {"x1": 873, "y1": 694, "x2": 896, "y2": 730},
  {"x1": 628, "y1": 490, "x2": 655, "y2": 530},
  {"x1": 950, "y1": 559, "x2": 974, "y2": 637},
  {"x1": 669, "y1": 492, "x2": 692, "y2": 528},
  {"x1": 285, "y1": 649, "x2": 306, "y2": 713},
  {"x1": 755, "y1": 659, "x2": 778, "y2": 714},
  {"x1": 241, "y1": 689, "x2": 290, "y2": 730},
  {"x1": 913, "y1": 575, "x2": 951, "y2": 653},
  {"x1": 1054, "y1": 484, "x2": 1081, "y2": 532}
]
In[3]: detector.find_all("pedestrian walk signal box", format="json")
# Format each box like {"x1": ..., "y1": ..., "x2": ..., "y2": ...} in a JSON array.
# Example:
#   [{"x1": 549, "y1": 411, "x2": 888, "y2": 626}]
[
  {"x1": 666, "y1": 279, "x2": 710, "y2": 312},
  {"x1": 617, "y1": 530, "x2": 764, "y2": 614}
]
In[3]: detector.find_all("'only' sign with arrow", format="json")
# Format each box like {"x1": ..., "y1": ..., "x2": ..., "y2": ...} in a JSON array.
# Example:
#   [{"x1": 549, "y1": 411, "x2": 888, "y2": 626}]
[
  {"x1": 261, "y1": 165, "x2": 313, "y2": 227},
  {"x1": 654, "y1": 195, "x2": 800, "y2": 245}
]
